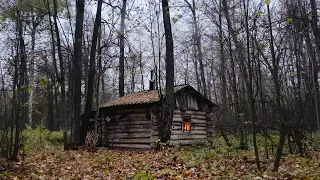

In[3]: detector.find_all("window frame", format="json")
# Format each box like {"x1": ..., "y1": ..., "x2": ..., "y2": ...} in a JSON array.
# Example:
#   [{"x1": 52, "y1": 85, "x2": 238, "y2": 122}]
[{"x1": 182, "y1": 116, "x2": 191, "y2": 132}]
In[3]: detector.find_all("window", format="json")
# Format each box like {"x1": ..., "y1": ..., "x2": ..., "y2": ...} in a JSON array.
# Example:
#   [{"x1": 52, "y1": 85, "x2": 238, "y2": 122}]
[{"x1": 183, "y1": 118, "x2": 191, "y2": 131}]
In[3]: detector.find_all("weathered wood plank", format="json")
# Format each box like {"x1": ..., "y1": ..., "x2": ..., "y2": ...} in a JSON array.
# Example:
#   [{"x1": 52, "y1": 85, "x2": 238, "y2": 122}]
[
  {"x1": 109, "y1": 143, "x2": 151, "y2": 149},
  {"x1": 169, "y1": 139, "x2": 207, "y2": 146},
  {"x1": 173, "y1": 117, "x2": 182, "y2": 122},
  {"x1": 192, "y1": 123, "x2": 207, "y2": 127},
  {"x1": 193, "y1": 126, "x2": 207, "y2": 130},
  {"x1": 191, "y1": 115, "x2": 207, "y2": 120},
  {"x1": 105, "y1": 126, "x2": 150, "y2": 131},
  {"x1": 171, "y1": 130, "x2": 207, "y2": 135},
  {"x1": 191, "y1": 119, "x2": 207, "y2": 124},
  {"x1": 108, "y1": 120, "x2": 151, "y2": 126},
  {"x1": 126, "y1": 114, "x2": 149, "y2": 119},
  {"x1": 174, "y1": 110, "x2": 206, "y2": 116},
  {"x1": 170, "y1": 134, "x2": 207, "y2": 140},
  {"x1": 107, "y1": 133, "x2": 151, "y2": 139},
  {"x1": 115, "y1": 117, "x2": 150, "y2": 122},
  {"x1": 173, "y1": 114, "x2": 182, "y2": 118},
  {"x1": 171, "y1": 123, "x2": 207, "y2": 129},
  {"x1": 106, "y1": 128, "x2": 151, "y2": 133},
  {"x1": 109, "y1": 108, "x2": 148, "y2": 114},
  {"x1": 152, "y1": 132, "x2": 159, "y2": 136},
  {"x1": 172, "y1": 122, "x2": 181, "y2": 126},
  {"x1": 207, "y1": 129, "x2": 214, "y2": 133},
  {"x1": 171, "y1": 125, "x2": 182, "y2": 130},
  {"x1": 108, "y1": 138, "x2": 151, "y2": 144}
]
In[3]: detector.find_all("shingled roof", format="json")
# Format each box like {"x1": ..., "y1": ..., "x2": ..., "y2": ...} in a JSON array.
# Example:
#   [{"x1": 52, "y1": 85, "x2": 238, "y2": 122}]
[
  {"x1": 100, "y1": 84, "x2": 215, "y2": 108},
  {"x1": 101, "y1": 90, "x2": 160, "y2": 108}
]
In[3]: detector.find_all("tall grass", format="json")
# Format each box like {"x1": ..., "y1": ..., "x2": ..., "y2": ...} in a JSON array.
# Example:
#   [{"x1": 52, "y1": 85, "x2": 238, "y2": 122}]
[{"x1": 22, "y1": 125, "x2": 64, "y2": 152}]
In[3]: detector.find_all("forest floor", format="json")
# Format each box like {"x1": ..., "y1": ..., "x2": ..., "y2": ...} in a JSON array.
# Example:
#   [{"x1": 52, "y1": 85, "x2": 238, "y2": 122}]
[{"x1": 1, "y1": 146, "x2": 320, "y2": 179}]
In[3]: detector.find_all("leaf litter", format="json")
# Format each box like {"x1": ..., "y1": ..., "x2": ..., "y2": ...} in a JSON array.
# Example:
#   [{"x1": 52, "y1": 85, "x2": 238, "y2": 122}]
[{"x1": 1, "y1": 147, "x2": 319, "y2": 179}]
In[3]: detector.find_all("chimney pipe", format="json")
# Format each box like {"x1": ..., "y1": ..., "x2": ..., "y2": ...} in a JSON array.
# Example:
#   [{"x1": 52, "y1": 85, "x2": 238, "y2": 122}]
[{"x1": 149, "y1": 70, "x2": 155, "y2": 91}]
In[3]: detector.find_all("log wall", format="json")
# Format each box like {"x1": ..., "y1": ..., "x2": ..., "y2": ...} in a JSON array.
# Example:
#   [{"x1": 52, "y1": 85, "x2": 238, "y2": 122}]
[
  {"x1": 169, "y1": 109, "x2": 208, "y2": 146},
  {"x1": 90, "y1": 106, "x2": 213, "y2": 148},
  {"x1": 104, "y1": 108, "x2": 153, "y2": 149},
  {"x1": 206, "y1": 111, "x2": 214, "y2": 141}
]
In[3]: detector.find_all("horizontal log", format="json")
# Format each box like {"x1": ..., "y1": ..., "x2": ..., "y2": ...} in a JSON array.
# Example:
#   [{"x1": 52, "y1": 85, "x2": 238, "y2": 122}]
[
  {"x1": 108, "y1": 143, "x2": 151, "y2": 149},
  {"x1": 107, "y1": 138, "x2": 151, "y2": 144},
  {"x1": 115, "y1": 116, "x2": 150, "y2": 121},
  {"x1": 174, "y1": 110, "x2": 206, "y2": 116},
  {"x1": 192, "y1": 123, "x2": 207, "y2": 127},
  {"x1": 207, "y1": 128, "x2": 214, "y2": 133},
  {"x1": 106, "y1": 128, "x2": 151, "y2": 133},
  {"x1": 207, "y1": 121, "x2": 213, "y2": 125},
  {"x1": 173, "y1": 117, "x2": 182, "y2": 122},
  {"x1": 172, "y1": 122, "x2": 182, "y2": 126},
  {"x1": 170, "y1": 134, "x2": 207, "y2": 140},
  {"x1": 127, "y1": 113, "x2": 149, "y2": 119},
  {"x1": 109, "y1": 108, "x2": 148, "y2": 114},
  {"x1": 173, "y1": 118, "x2": 207, "y2": 124},
  {"x1": 105, "y1": 124, "x2": 152, "y2": 130},
  {"x1": 152, "y1": 135, "x2": 159, "y2": 140},
  {"x1": 169, "y1": 139, "x2": 207, "y2": 146},
  {"x1": 171, "y1": 130, "x2": 207, "y2": 135},
  {"x1": 108, "y1": 133, "x2": 151, "y2": 139},
  {"x1": 177, "y1": 114, "x2": 207, "y2": 119},
  {"x1": 193, "y1": 126, "x2": 207, "y2": 130},
  {"x1": 173, "y1": 114, "x2": 182, "y2": 118},
  {"x1": 151, "y1": 132, "x2": 159, "y2": 136},
  {"x1": 171, "y1": 125, "x2": 182, "y2": 130},
  {"x1": 171, "y1": 124, "x2": 208, "y2": 130},
  {"x1": 108, "y1": 120, "x2": 151, "y2": 126},
  {"x1": 191, "y1": 119, "x2": 207, "y2": 124}
]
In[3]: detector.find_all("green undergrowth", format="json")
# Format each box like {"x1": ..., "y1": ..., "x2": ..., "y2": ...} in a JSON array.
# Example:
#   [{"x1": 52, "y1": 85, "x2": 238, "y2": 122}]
[
  {"x1": 22, "y1": 125, "x2": 65, "y2": 152},
  {"x1": 178, "y1": 131, "x2": 320, "y2": 169},
  {"x1": 309, "y1": 133, "x2": 320, "y2": 150}
]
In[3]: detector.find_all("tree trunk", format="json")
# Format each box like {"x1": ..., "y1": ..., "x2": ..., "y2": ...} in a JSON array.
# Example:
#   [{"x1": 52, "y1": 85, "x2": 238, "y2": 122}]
[
  {"x1": 46, "y1": 0, "x2": 59, "y2": 130},
  {"x1": 160, "y1": 0, "x2": 175, "y2": 143},
  {"x1": 47, "y1": 81, "x2": 54, "y2": 131},
  {"x1": 53, "y1": 0, "x2": 67, "y2": 147},
  {"x1": 218, "y1": 0, "x2": 228, "y2": 146},
  {"x1": 28, "y1": 15, "x2": 36, "y2": 127},
  {"x1": 81, "y1": 0, "x2": 102, "y2": 144},
  {"x1": 10, "y1": 45, "x2": 19, "y2": 160},
  {"x1": 73, "y1": 0, "x2": 85, "y2": 146},
  {"x1": 12, "y1": 11, "x2": 27, "y2": 160},
  {"x1": 266, "y1": 3, "x2": 286, "y2": 171},
  {"x1": 243, "y1": 0, "x2": 260, "y2": 170},
  {"x1": 119, "y1": 0, "x2": 127, "y2": 97}
]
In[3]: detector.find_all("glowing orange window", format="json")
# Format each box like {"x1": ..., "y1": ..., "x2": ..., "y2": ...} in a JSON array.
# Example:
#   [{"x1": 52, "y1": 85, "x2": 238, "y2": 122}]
[{"x1": 183, "y1": 119, "x2": 191, "y2": 131}]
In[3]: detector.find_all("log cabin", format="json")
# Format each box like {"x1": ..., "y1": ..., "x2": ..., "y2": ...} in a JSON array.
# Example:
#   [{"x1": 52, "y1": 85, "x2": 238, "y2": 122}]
[{"x1": 86, "y1": 84, "x2": 216, "y2": 149}]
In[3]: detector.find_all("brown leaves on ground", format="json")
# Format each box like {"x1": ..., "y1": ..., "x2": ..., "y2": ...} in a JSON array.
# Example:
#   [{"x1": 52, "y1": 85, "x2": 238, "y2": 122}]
[{"x1": 1, "y1": 147, "x2": 320, "y2": 179}]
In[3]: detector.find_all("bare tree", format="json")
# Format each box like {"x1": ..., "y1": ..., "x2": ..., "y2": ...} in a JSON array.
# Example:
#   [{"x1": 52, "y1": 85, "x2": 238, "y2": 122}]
[
  {"x1": 73, "y1": 0, "x2": 85, "y2": 146},
  {"x1": 119, "y1": 0, "x2": 127, "y2": 97},
  {"x1": 81, "y1": 0, "x2": 103, "y2": 144},
  {"x1": 160, "y1": 0, "x2": 174, "y2": 143}
]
